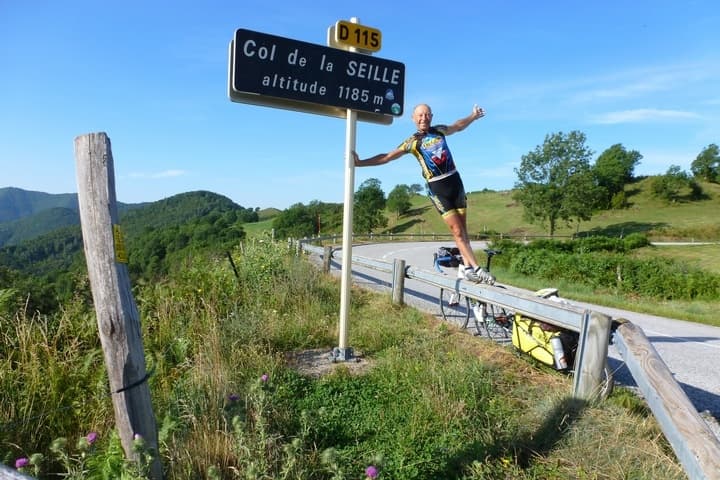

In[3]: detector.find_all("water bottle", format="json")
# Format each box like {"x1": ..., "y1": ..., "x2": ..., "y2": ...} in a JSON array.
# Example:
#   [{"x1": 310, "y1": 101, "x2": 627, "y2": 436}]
[{"x1": 550, "y1": 336, "x2": 568, "y2": 370}]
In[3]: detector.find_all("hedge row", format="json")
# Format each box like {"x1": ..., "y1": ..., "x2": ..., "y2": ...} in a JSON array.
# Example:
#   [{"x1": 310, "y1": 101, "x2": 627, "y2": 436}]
[{"x1": 492, "y1": 237, "x2": 719, "y2": 301}]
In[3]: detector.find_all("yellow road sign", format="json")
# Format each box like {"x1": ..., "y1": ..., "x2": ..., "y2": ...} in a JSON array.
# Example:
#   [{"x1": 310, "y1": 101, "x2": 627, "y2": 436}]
[{"x1": 334, "y1": 20, "x2": 381, "y2": 52}]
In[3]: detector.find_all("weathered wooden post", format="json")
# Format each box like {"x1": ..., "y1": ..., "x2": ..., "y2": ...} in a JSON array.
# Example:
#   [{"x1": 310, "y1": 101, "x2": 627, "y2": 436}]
[{"x1": 74, "y1": 132, "x2": 163, "y2": 480}]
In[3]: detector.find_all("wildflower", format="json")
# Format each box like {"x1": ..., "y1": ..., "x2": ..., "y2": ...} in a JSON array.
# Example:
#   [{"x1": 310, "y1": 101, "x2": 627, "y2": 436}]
[
  {"x1": 86, "y1": 431, "x2": 98, "y2": 444},
  {"x1": 260, "y1": 373, "x2": 269, "y2": 383},
  {"x1": 228, "y1": 393, "x2": 240, "y2": 402},
  {"x1": 365, "y1": 465, "x2": 379, "y2": 479},
  {"x1": 15, "y1": 457, "x2": 29, "y2": 469}
]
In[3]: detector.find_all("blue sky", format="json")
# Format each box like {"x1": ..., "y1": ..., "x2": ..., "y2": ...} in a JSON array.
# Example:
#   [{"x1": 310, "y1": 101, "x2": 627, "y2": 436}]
[{"x1": 2, "y1": 1, "x2": 718, "y2": 210}]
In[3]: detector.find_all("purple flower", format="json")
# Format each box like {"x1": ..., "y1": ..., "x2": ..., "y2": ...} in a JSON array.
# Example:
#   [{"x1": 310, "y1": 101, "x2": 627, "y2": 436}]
[
  {"x1": 86, "y1": 432, "x2": 98, "y2": 445},
  {"x1": 228, "y1": 393, "x2": 240, "y2": 402},
  {"x1": 15, "y1": 457, "x2": 29, "y2": 469},
  {"x1": 261, "y1": 374, "x2": 269, "y2": 383},
  {"x1": 365, "y1": 465, "x2": 379, "y2": 479}
]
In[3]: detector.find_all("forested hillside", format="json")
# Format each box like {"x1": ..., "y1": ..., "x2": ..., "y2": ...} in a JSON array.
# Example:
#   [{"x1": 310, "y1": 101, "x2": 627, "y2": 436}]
[
  {"x1": 0, "y1": 187, "x2": 78, "y2": 223},
  {"x1": 0, "y1": 187, "x2": 145, "y2": 247},
  {"x1": 0, "y1": 190, "x2": 259, "y2": 315}
]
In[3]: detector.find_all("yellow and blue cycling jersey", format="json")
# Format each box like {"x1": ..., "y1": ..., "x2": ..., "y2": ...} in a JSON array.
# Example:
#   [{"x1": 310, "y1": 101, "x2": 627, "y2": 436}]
[{"x1": 398, "y1": 125, "x2": 457, "y2": 182}]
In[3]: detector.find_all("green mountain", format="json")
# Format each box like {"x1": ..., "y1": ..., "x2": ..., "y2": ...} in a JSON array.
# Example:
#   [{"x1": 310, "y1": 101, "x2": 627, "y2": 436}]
[
  {"x1": 0, "y1": 207, "x2": 79, "y2": 247},
  {"x1": 0, "y1": 187, "x2": 146, "y2": 247},
  {"x1": 0, "y1": 189, "x2": 258, "y2": 278},
  {"x1": 0, "y1": 187, "x2": 78, "y2": 223}
]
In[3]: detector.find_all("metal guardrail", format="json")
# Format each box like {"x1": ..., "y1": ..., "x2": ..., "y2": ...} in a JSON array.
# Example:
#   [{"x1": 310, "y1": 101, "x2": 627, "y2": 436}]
[
  {"x1": 295, "y1": 236, "x2": 720, "y2": 480},
  {"x1": 613, "y1": 322, "x2": 720, "y2": 479},
  {"x1": 297, "y1": 239, "x2": 604, "y2": 395}
]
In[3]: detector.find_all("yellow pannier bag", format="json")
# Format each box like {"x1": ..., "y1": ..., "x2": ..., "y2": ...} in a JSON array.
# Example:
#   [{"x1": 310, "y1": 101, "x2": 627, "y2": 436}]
[{"x1": 511, "y1": 314, "x2": 568, "y2": 370}]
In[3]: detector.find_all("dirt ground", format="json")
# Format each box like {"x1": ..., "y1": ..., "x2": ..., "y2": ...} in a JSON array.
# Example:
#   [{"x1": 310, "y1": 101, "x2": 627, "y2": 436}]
[{"x1": 285, "y1": 348, "x2": 373, "y2": 378}]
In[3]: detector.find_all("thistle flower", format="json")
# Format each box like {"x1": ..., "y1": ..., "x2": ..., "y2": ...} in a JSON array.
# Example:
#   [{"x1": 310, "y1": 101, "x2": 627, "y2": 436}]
[
  {"x1": 365, "y1": 465, "x2": 379, "y2": 479},
  {"x1": 15, "y1": 457, "x2": 29, "y2": 469},
  {"x1": 86, "y1": 432, "x2": 98, "y2": 444},
  {"x1": 260, "y1": 373, "x2": 269, "y2": 383}
]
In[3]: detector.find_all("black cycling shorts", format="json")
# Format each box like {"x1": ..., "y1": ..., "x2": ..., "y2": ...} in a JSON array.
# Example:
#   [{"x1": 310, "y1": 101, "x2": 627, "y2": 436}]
[{"x1": 427, "y1": 171, "x2": 467, "y2": 218}]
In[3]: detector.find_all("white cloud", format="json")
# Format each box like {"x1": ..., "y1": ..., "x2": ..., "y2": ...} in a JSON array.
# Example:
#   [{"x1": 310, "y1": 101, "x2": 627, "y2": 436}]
[
  {"x1": 591, "y1": 109, "x2": 701, "y2": 124},
  {"x1": 153, "y1": 170, "x2": 186, "y2": 178}
]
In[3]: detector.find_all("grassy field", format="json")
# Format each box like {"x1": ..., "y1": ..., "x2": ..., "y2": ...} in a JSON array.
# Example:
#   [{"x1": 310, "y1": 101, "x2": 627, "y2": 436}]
[
  {"x1": 1, "y1": 241, "x2": 688, "y2": 478},
  {"x1": 247, "y1": 177, "x2": 720, "y2": 242},
  {"x1": 242, "y1": 178, "x2": 720, "y2": 327}
]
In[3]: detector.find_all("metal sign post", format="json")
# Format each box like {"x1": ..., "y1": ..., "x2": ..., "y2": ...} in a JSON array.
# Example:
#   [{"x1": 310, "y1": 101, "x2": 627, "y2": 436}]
[
  {"x1": 335, "y1": 104, "x2": 357, "y2": 361},
  {"x1": 333, "y1": 17, "x2": 362, "y2": 361},
  {"x1": 227, "y1": 19, "x2": 404, "y2": 362}
]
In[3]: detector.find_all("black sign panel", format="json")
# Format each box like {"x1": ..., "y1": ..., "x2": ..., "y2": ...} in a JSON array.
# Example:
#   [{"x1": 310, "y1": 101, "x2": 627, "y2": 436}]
[{"x1": 230, "y1": 28, "x2": 404, "y2": 118}]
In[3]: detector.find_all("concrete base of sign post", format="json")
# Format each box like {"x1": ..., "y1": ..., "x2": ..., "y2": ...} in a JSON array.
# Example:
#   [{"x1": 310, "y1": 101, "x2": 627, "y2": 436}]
[{"x1": 331, "y1": 347, "x2": 354, "y2": 362}]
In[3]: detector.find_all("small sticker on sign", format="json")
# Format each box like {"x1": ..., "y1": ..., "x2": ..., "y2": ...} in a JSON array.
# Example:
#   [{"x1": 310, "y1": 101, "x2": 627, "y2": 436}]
[{"x1": 113, "y1": 224, "x2": 128, "y2": 264}]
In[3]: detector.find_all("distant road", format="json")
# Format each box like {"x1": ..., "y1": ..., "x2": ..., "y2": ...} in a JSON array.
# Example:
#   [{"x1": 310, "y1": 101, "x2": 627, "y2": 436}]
[
  {"x1": 652, "y1": 241, "x2": 719, "y2": 245},
  {"x1": 330, "y1": 241, "x2": 720, "y2": 422}
]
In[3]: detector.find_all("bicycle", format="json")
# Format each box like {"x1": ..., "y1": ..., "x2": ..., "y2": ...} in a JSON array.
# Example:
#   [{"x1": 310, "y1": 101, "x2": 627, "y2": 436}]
[
  {"x1": 436, "y1": 248, "x2": 512, "y2": 339},
  {"x1": 435, "y1": 248, "x2": 614, "y2": 399}
]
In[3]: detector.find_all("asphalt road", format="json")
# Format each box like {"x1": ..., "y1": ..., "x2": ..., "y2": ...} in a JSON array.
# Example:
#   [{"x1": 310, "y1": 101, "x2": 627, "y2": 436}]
[{"x1": 328, "y1": 240, "x2": 720, "y2": 423}]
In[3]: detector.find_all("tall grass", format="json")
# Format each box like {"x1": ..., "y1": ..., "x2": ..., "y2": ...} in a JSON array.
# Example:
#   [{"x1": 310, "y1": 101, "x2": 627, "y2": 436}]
[{"x1": 2, "y1": 241, "x2": 687, "y2": 478}]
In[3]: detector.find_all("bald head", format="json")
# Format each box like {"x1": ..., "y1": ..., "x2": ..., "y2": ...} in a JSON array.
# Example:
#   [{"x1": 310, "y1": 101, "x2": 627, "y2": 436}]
[{"x1": 412, "y1": 104, "x2": 433, "y2": 133}]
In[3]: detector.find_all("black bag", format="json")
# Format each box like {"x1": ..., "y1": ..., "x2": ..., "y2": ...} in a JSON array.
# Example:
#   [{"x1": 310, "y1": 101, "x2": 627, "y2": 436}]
[{"x1": 434, "y1": 246, "x2": 461, "y2": 267}]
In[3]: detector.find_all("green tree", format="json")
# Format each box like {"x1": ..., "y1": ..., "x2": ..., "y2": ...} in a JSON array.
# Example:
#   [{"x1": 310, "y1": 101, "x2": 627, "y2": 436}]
[
  {"x1": 306, "y1": 200, "x2": 343, "y2": 235},
  {"x1": 409, "y1": 183, "x2": 424, "y2": 195},
  {"x1": 691, "y1": 143, "x2": 719, "y2": 183},
  {"x1": 593, "y1": 144, "x2": 642, "y2": 208},
  {"x1": 272, "y1": 203, "x2": 316, "y2": 239},
  {"x1": 513, "y1": 131, "x2": 599, "y2": 236},
  {"x1": 353, "y1": 178, "x2": 387, "y2": 233},
  {"x1": 651, "y1": 165, "x2": 703, "y2": 202},
  {"x1": 387, "y1": 184, "x2": 412, "y2": 220}
]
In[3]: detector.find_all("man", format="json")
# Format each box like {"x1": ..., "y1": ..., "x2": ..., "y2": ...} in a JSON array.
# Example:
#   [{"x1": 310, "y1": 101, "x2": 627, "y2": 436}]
[{"x1": 352, "y1": 103, "x2": 494, "y2": 284}]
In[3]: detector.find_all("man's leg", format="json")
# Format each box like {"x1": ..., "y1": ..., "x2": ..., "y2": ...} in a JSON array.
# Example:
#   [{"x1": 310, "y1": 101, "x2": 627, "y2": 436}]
[
  {"x1": 443, "y1": 212, "x2": 495, "y2": 284},
  {"x1": 443, "y1": 212, "x2": 479, "y2": 268}
]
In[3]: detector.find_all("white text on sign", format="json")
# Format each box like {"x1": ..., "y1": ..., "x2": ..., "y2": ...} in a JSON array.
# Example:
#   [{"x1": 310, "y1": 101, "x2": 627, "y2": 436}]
[{"x1": 231, "y1": 29, "x2": 404, "y2": 117}]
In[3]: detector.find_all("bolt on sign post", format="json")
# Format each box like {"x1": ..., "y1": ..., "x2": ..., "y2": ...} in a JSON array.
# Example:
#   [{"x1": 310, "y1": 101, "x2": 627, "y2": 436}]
[
  {"x1": 228, "y1": 19, "x2": 404, "y2": 362},
  {"x1": 74, "y1": 132, "x2": 163, "y2": 480}
]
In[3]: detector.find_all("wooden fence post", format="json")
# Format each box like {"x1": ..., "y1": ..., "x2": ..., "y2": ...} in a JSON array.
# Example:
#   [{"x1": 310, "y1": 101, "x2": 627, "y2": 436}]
[{"x1": 74, "y1": 132, "x2": 163, "y2": 480}]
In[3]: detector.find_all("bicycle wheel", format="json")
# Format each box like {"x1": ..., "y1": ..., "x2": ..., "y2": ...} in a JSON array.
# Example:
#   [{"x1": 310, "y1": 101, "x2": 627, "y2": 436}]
[
  {"x1": 473, "y1": 301, "x2": 511, "y2": 339},
  {"x1": 439, "y1": 288, "x2": 471, "y2": 329}
]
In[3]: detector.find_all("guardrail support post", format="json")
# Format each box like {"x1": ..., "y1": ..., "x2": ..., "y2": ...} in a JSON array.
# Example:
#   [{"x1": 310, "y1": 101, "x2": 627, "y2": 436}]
[
  {"x1": 392, "y1": 258, "x2": 406, "y2": 305},
  {"x1": 323, "y1": 246, "x2": 333, "y2": 273},
  {"x1": 572, "y1": 310, "x2": 612, "y2": 401}
]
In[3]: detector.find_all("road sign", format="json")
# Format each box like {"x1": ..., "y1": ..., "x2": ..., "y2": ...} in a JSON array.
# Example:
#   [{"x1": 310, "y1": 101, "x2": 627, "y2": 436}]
[
  {"x1": 228, "y1": 28, "x2": 404, "y2": 123},
  {"x1": 333, "y1": 20, "x2": 381, "y2": 52}
]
